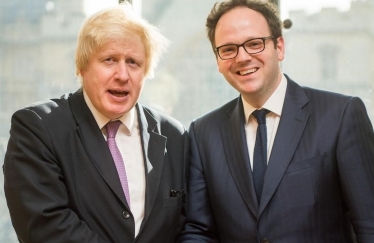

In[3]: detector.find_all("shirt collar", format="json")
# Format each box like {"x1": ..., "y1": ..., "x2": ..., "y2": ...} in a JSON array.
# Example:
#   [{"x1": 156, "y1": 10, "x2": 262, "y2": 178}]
[
  {"x1": 242, "y1": 74, "x2": 287, "y2": 124},
  {"x1": 83, "y1": 90, "x2": 136, "y2": 135}
]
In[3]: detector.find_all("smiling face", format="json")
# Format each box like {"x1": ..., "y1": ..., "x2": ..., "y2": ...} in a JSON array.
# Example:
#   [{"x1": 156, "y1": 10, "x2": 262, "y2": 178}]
[
  {"x1": 215, "y1": 7, "x2": 285, "y2": 108},
  {"x1": 80, "y1": 39, "x2": 146, "y2": 119}
]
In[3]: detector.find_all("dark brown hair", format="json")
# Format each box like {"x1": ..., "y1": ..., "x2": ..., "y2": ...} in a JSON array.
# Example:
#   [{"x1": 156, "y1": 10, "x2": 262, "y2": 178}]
[{"x1": 206, "y1": 0, "x2": 282, "y2": 53}]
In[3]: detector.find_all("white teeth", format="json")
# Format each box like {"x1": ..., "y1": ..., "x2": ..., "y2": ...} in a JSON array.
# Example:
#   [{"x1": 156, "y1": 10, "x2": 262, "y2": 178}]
[{"x1": 240, "y1": 68, "x2": 257, "y2": 75}]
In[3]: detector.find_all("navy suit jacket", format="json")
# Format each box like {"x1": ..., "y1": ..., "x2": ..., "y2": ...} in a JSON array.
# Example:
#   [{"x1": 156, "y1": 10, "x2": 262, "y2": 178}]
[
  {"x1": 4, "y1": 90, "x2": 189, "y2": 243},
  {"x1": 178, "y1": 76, "x2": 374, "y2": 243}
]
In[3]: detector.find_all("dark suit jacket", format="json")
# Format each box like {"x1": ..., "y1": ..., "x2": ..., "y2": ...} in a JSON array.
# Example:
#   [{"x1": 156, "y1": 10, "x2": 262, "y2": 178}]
[
  {"x1": 3, "y1": 90, "x2": 189, "y2": 243},
  {"x1": 178, "y1": 76, "x2": 374, "y2": 243}
]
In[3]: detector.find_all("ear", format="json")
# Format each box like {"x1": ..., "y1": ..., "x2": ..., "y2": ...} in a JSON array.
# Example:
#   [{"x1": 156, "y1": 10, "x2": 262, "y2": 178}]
[
  {"x1": 78, "y1": 69, "x2": 84, "y2": 77},
  {"x1": 215, "y1": 49, "x2": 225, "y2": 74},
  {"x1": 276, "y1": 36, "x2": 285, "y2": 61},
  {"x1": 217, "y1": 58, "x2": 224, "y2": 74}
]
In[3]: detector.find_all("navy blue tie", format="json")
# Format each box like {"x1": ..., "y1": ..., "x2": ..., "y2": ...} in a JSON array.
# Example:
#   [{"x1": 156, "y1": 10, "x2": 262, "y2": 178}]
[{"x1": 252, "y1": 109, "x2": 270, "y2": 203}]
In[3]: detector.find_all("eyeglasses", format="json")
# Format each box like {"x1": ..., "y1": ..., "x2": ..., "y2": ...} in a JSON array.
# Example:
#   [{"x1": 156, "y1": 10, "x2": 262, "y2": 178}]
[{"x1": 215, "y1": 36, "x2": 275, "y2": 60}]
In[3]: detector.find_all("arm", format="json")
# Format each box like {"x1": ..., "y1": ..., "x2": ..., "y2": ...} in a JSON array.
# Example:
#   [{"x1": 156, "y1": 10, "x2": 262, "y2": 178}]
[
  {"x1": 178, "y1": 129, "x2": 190, "y2": 232},
  {"x1": 177, "y1": 122, "x2": 219, "y2": 243},
  {"x1": 336, "y1": 97, "x2": 374, "y2": 243},
  {"x1": 3, "y1": 109, "x2": 106, "y2": 243}
]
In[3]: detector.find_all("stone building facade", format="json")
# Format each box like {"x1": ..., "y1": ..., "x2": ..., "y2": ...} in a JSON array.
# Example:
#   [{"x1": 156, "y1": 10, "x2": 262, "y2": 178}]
[{"x1": 283, "y1": 0, "x2": 374, "y2": 120}]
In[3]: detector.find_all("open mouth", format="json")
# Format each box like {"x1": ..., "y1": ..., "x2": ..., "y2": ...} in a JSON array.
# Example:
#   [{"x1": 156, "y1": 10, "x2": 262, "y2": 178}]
[
  {"x1": 238, "y1": 68, "x2": 258, "y2": 76},
  {"x1": 109, "y1": 90, "x2": 129, "y2": 97}
]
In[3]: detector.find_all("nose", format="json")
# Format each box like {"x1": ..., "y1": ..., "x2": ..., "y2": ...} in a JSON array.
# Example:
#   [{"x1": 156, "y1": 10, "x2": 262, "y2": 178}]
[
  {"x1": 235, "y1": 46, "x2": 252, "y2": 63},
  {"x1": 115, "y1": 61, "x2": 129, "y2": 82}
]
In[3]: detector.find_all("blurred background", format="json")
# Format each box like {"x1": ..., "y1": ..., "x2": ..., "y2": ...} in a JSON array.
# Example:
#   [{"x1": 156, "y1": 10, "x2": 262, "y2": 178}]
[{"x1": 1, "y1": 0, "x2": 373, "y2": 241}]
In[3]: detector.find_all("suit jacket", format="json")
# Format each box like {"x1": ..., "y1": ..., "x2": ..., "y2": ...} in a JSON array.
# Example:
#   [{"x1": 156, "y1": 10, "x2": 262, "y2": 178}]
[
  {"x1": 3, "y1": 90, "x2": 189, "y2": 243},
  {"x1": 178, "y1": 76, "x2": 374, "y2": 243}
]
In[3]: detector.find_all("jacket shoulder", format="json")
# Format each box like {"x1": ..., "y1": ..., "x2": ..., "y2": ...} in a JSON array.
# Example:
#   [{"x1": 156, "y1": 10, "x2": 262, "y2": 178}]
[
  {"x1": 192, "y1": 97, "x2": 239, "y2": 125},
  {"x1": 15, "y1": 93, "x2": 72, "y2": 118},
  {"x1": 141, "y1": 104, "x2": 186, "y2": 134}
]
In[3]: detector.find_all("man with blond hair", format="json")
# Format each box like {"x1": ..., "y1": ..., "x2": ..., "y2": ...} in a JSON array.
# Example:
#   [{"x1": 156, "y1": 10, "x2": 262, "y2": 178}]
[{"x1": 4, "y1": 3, "x2": 188, "y2": 243}]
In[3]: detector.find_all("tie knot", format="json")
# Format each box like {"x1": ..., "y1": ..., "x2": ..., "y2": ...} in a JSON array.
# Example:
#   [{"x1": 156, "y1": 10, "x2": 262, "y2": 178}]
[
  {"x1": 252, "y1": 109, "x2": 270, "y2": 124},
  {"x1": 106, "y1": 120, "x2": 121, "y2": 139}
]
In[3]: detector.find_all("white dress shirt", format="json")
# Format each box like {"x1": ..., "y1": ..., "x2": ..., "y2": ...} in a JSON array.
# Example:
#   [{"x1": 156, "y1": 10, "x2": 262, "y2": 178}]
[
  {"x1": 83, "y1": 91, "x2": 145, "y2": 237},
  {"x1": 242, "y1": 74, "x2": 287, "y2": 170}
]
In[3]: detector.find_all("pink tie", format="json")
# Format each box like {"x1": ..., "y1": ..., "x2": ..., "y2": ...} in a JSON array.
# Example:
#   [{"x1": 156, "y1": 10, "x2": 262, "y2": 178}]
[{"x1": 106, "y1": 121, "x2": 130, "y2": 207}]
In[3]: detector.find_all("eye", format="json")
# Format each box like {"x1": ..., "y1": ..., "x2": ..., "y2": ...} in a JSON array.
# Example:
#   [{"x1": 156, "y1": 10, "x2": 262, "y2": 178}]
[
  {"x1": 103, "y1": 57, "x2": 116, "y2": 63},
  {"x1": 220, "y1": 45, "x2": 236, "y2": 53},
  {"x1": 246, "y1": 40, "x2": 263, "y2": 49},
  {"x1": 126, "y1": 59, "x2": 140, "y2": 67}
]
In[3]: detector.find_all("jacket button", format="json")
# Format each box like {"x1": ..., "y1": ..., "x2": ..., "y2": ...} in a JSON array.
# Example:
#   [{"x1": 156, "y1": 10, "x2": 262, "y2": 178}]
[
  {"x1": 122, "y1": 211, "x2": 130, "y2": 219},
  {"x1": 261, "y1": 239, "x2": 270, "y2": 243}
]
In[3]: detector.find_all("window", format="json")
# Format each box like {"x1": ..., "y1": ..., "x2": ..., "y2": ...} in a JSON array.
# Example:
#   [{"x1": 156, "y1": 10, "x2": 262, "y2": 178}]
[{"x1": 281, "y1": 0, "x2": 373, "y2": 117}]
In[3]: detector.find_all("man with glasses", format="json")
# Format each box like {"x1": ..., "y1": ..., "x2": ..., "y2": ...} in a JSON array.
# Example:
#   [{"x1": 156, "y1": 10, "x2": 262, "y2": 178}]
[{"x1": 177, "y1": 0, "x2": 374, "y2": 242}]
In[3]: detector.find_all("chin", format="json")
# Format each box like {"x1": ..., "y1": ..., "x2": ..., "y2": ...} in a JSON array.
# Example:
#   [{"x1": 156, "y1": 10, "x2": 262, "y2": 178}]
[{"x1": 102, "y1": 110, "x2": 124, "y2": 120}]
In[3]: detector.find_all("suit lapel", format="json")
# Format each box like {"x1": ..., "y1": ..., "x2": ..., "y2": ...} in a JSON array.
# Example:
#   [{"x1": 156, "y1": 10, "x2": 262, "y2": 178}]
[
  {"x1": 221, "y1": 98, "x2": 259, "y2": 217},
  {"x1": 259, "y1": 79, "x2": 310, "y2": 215},
  {"x1": 69, "y1": 91, "x2": 129, "y2": 207},
  {"x1": 70, "y1": 94, "x2": 166, "y2": 229},
  {"x1": 137, "y1": 104, "x2": 167, "y2": 228}
]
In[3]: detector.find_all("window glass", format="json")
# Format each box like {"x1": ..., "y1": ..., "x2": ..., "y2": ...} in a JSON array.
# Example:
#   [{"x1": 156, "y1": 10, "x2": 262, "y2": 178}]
[
  {"x1": 0, "y1": 0, "x2": 372, "y2": 241},
  {"x1": 281, "y1": 0, "x2": 373, "y2": 122}
]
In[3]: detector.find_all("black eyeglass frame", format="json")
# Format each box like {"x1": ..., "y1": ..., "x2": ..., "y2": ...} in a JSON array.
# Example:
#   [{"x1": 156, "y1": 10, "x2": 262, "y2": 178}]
[{"x1": 215, "y1": 36, "x2": 275, "y2": 60}]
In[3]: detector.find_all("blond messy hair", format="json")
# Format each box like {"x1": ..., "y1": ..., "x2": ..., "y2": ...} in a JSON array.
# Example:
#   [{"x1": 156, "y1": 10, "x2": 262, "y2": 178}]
[{"x1": 75, "y1": 3, "x2": 169, "y2": 81}]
